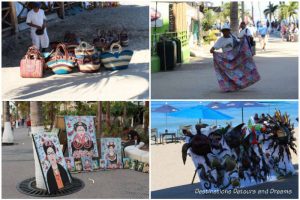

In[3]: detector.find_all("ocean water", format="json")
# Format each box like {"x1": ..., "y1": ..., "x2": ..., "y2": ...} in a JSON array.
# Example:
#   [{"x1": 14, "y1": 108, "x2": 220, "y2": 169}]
[{"x1": 151, "y1": 101, "x2": 298, "y2": 135}]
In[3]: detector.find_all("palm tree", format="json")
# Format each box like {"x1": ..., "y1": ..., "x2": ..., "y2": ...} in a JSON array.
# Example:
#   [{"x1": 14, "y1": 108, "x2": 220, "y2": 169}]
[
  {"x1": 279, "y1": 2, "x2": 298, "y2": 22},
  {"x1": 106, "y1": 102, "x2": 111, "y2": 129},
  {"x1": 264, "y1": 2, "x2": 278, "y2": 22},
  {"x1": 30, "y1": 101, "x2": 46, "y2": 190},
  {"x1": 97, "y1": 102, "x2": 103, "y2": 138},
  {"x1": 2, "y1": 101, "x2": 14, "y2": 144},
  {"x1": 230, "y1": 2, "x2": 239, "y2": 35},
  {"x1": 144, "y1": 101, "x2": 149, "y2": 134}
]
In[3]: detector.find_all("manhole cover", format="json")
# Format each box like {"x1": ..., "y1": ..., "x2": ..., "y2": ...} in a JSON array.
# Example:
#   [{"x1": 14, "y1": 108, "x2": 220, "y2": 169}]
[{"x1": 17, "y1": 177, "x2": 84, "y2": 197}]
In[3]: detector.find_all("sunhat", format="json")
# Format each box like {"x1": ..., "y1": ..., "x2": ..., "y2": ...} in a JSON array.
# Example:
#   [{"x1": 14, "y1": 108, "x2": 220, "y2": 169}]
[{"x1": 221, "y1": 24, "x2": 231, "y2": 31}]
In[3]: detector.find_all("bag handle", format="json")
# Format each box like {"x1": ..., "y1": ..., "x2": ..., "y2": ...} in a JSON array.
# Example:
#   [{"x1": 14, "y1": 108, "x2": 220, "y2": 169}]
[
  {"x1": 55, "y1": 43, "x2": 69, "y2": 59},
  {"x1": 79, "y1": 41, "x2": 89, "y2": 49},
  {"x1": 110, "y1": 43, "x2": 122, "y2": 53},
  {"x1": 25, "y1": 45, "x2": 42, "y2": 59}
]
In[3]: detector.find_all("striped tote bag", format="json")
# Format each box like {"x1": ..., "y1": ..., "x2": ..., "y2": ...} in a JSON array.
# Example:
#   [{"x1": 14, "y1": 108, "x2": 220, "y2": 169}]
[
  {"x1": 46, "y1": 43, "x2": 76, "y2": 74},
  {"x1": 75, "y1": 41, "x2": 100, "y2": 73},
  {"x1": 100, "y1": 43, "x2": 133, "y2": 70}
]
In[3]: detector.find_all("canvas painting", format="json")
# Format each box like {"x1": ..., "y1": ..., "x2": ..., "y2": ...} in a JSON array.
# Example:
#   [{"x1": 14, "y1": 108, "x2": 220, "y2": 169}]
[
  {"x1": 123, "y1": 158, "x2": 131, "y2": 169},
  {"x1": 74, "y1": 159, "x2": 83, "y2": 172},
  {"x1": 137, "y1": 161, "x2": 144, "y2": 172},
  {"x1": 81, "y1": 156, "x2": 93, "y2": 171},
  {"x1": 143, "y1": 163, "x2": 149, "y2": 173},
  {"x1": 129, "y1": 160, "x2": 138, "y2": 170},
  {"x1": 32, "y1": 132, "x2": 72, "y2": 194},
  {"x1": 99, "y1": 159, "x2": 107, "y2": 169},
  {"x1": 100, "y1": 138, "x2": 123, "y2": 169},
  {"x1": 65, "y1": 116, "x2": 98, "y2": 159},
  {"x1": 92, "y1": 157, "x2": 100, "y2": 170},
  {"x1": 65, "y1": 157, "x2": 75, "y2": 172}
]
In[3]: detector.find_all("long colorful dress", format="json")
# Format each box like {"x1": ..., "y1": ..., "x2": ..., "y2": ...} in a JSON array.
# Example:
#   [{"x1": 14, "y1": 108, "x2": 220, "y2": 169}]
[{"x1": 213, "y1": 37, "x2": 260, "y2": 92}]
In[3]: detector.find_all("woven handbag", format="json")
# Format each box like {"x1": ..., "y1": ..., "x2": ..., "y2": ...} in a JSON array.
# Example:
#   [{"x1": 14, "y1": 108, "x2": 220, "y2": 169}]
[
  {"x1": 46, "y1": 43, "x2": 76, "y2": 74},
  {"x1": 75, "y1": 41, "x2": 100, "y2": 73},
  {"x1": 100, "y1": 43, "x2": 133, "y2": 70},
  {"x1": 20, "y1": 46, "x2": 44, "y2": 78}
]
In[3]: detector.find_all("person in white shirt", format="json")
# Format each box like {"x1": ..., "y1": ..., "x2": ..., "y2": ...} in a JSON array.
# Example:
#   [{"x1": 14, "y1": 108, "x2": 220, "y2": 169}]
[
  {"x1": 238, "y1": 22, "x2": 253, "y2": 38},
  {"x1": 210, "y1": 24, "x2": 239, "y2": 53},
  {"x1": 26, "y1": 2, "x2": 49, "y2": 52}
]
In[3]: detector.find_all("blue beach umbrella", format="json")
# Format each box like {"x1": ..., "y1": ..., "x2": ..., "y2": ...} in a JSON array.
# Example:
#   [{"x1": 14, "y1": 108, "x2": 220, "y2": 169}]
[
  {"x1": 225, "y1": 101, "x2": 266, "y2": 123},
  {"x1": 169, "y1": 105, "x2": 233, "y2": 124},
  {"x1": 206, "y1": 102, "x2": 227, "y2": 110},
  {"x1": 153, "y1": 103, "x2": 179, "y2": 131}
]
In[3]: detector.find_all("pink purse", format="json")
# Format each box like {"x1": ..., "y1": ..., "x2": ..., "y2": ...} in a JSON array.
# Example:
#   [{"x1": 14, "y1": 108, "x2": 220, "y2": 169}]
[{"x1": 20, "y1": 46, "x2": 44, "y2": 78}]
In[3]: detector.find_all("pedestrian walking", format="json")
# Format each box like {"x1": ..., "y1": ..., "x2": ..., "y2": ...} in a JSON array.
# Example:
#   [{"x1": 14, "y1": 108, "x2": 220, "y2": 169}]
[
  {"x1": 238, "y1": 21, "x2": 255, "y2": 55},
  {"x1": 258, "y1": 22, "x2": 268, "y2": 51}
]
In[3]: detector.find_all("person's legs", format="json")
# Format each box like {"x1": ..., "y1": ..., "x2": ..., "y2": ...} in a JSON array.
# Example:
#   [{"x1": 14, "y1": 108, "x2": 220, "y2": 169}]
[
  {"x1": 31, "y1": 32, "x2": 40, "y2": 49},
  {"x1": 40, "y1": 31, "x2": 50, "y2": 52}
]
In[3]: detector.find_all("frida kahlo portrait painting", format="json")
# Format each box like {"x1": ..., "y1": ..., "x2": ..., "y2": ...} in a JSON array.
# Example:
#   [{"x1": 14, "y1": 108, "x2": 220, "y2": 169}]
[
  {"x1": 32, "y1": 132, "x2": 72, "y2": 194},
  {"x1": 65, "y1": 116, "x2": 99, "y2": 159},
  {"x1": 101, "y1": 138, "x2": 123, "y2": 169}
]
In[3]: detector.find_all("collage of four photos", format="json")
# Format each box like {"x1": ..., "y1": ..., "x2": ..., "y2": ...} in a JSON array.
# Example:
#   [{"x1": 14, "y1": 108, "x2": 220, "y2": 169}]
[{"x1": 1, "y1": 0, "x2": 299, "y2": 199}]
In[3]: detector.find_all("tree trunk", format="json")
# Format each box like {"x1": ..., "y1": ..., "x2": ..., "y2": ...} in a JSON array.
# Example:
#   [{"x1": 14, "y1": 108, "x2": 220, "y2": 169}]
[
  {"x1": 144, "y1": 101, "x2": 149, "y2": 134},
  {"x1": 106, "y1": 102, "x2": 111, "y2": 129},
  {"x1": 251, "y1": 2, "x2": 254, "y2": 24},
  {"x1": 123, "y1": 102, "x2": 127, "y2": 127},
  {"x1": 50, "y1": 102, "x2": 55, "y2": 130},
  {"x1": 2, "y1": 101, "x2": 14, "y2": 144},
  {"x1": 15, "y1": 102, "x2": 19, "y2": 128},
  {"x1": 230, "y1": 2, "x2": 239, "y2": 36},
  {"x1": 97, "y1": 102, "x2": 102, "y2": 138},
  {"x1": 241, "y1": 1, "x2": 245, "y2": 22},
  {"x1": 30, "y1": 102, "x2": 46, "y2": 190}
]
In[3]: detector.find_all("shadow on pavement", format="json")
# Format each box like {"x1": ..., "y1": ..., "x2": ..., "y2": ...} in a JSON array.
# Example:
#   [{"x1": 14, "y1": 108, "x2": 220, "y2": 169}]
[
  {"x1": 152, "y1": 165, "x2": 298, "y2": 199},
  {"x1": 3, "y1": 62, "x2": 149, "y2": 100}
]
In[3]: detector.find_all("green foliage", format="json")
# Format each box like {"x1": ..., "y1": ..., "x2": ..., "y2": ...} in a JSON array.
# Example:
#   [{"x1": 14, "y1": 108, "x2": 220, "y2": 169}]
[
  {"x1": 203, "y1": 30, "x2": 219, "y2": 43},
  {"x1": 264, "y1": 2, "x2": 278, "y2": 21},
  {"x1": 202, "y1": 8, "x2": 217, "y2": 31},
  {"x1": 217, "y1": 2, "x2": 231, "y2": 23},
  {"x1": 278, "y1": 2, "x2": 298, "y2": 21}
]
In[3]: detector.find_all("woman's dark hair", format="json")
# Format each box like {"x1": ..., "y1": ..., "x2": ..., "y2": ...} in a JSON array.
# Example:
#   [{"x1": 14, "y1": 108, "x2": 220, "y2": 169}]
[
  {"x1": 43, "y1": 141, "x2": 56, "y2": 154},
  {"x1": 74, "y1": 122, "x2": 87, "y2": 132}
]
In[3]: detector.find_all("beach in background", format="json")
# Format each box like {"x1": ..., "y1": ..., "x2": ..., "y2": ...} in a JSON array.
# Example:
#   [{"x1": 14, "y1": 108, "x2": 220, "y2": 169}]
[{"x1": 151, "y1": 101, "x2": 298, "y2": 135}]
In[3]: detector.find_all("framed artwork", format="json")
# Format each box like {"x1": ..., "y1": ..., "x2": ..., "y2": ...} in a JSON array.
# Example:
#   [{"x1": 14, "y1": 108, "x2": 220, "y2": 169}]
[
  {"x1": 100, "y1": 138, "x2": 123, "y2": 169},
  {"x1": 81, "y1": 156, "x2": 93, "y2": 172},
  {"x1": 99, "y1": 159, "x2": 107, "y2": 169},
  {"x1": 92, "y1": 157, "x2": 100, "y2": 170},
  {"x1": 74, "y1": 159, "x2": 83, "y2": 172},
  {"x1": 32, "y1": 132, "x2": 72, "y2": 194},
  {"x1": 65, "y1": 157, "x2": 75, "y2": 172},
  {"x1": 123, "y1": 158, "x2": 131, "y2": 169},
  {"x1": 142, "y1": 163, "x2": 149, "y2": 173},
  {"x1": 65, "y1": 116, "x2": 98, "y2": 159},
  {"x1": 129, "y1": 160, "x2": 138, "y2": 170},
  {"x1": 137, "y1": 161, "x2": 144, "y2": 172}
]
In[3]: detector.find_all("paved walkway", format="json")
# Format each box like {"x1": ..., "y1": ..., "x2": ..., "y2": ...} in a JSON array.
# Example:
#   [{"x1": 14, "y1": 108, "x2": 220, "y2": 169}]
[
  {"x1": 152, "y1": 35, "x2": 298, "y2": 99},
  {"x1": 2, "y1": 3, "x2": 149, "y2": 100},
  {"x1": 2, "y1": 127, "x2": 149, "y2": 199},
  {"x1": 152, "y1": 172, "x2": 298, "y2": 199}
]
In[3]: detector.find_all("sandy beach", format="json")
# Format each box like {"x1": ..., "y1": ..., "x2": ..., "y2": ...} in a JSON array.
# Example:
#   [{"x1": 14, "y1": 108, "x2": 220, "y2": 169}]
[{"x1": 151, "y1": 128, "x2": 298, "y2": 198}]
